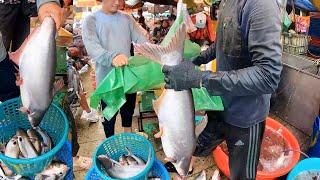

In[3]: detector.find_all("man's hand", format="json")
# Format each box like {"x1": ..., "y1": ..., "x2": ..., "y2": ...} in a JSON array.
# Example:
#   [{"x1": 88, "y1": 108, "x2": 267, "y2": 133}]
[
  {"x1": 162, "y1": 60, "x2": 203, "y2": 91},
  {"x1": 38, "y1": 2, "x2": 62, "y2": 29},
  {"x1": 112, "y1": 54, "x2": 129, "y2": 67}
]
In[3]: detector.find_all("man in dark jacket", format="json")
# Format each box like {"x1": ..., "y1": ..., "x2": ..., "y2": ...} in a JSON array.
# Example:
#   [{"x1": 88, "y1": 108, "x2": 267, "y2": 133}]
[{"x1": 162, "y1": 0, "x2": 283, "y2": 179}]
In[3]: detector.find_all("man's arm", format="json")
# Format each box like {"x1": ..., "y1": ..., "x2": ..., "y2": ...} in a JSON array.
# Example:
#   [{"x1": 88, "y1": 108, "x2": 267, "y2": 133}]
[
  {"x1": 192, "y1": 42, "x2": 216, "y2": 66},
  {"x1": 82, "y1": 15, "x2": 118, "y2": 67},
  {"x1": 201, "y1": 0, "x2": 282, "y2": 96},
  {"x1": 128, "y1": 15, "x2": 148, "y2": 44}
]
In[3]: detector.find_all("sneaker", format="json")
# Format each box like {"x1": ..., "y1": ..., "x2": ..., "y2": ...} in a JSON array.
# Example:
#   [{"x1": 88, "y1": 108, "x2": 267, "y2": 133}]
[{"x1": 81, "y1": 109, "x2": 99, "y2": 123}]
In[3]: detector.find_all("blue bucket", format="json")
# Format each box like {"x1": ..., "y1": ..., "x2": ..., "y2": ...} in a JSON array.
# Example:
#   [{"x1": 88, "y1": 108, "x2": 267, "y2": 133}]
[
  {"x1": 0, "y1": 97, "x2": 69, "y2": 176},
  {"x1": 93, "y1": 133, "x2": 155, "y2": 180},
  {"x1": 308, "y1": 116, "x2": 320, "y2": 157},
  {"x1": 287, "y1": 158, "x2": 320, "y2": 179},
  {"x1": 86, "y1": 159, "x2": 169, "y2": 180}
]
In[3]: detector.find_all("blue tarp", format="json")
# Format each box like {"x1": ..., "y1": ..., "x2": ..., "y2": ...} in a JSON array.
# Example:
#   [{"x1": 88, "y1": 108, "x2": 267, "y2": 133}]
[{"x1": 287, "y1": 0, "x2": 318, "y2": 12}]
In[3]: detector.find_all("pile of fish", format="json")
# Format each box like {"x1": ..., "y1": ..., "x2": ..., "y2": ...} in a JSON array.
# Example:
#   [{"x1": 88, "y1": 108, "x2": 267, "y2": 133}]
[
  {"x1": 1, "y1": 128, "x2": 52, "y2": 159},
  {"x1": 0, "y1": 160, "x2": 68, "y2": 180},
  {"x1": 98, "y1": 147, "x2": 152, "y2": 179}
]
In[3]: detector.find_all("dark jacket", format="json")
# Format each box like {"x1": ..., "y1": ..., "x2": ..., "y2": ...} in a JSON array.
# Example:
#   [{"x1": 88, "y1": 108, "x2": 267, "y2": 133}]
[{"x1": 194, "y1": 0, "x2": 283, "y2": 127}]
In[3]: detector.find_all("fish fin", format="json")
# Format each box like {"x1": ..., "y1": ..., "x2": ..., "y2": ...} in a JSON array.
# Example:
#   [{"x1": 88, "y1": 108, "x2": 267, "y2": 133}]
[
  {"x1": 9, "y1": 27, "x2": 41, "y2": 66},
  {"x1": 18, "y1": 107, "x2": 29, "y2": 114},
  {"x1": 15, "y1": 77, "x2": 23, "y2": 86},
  {"x1": 154, "y1": 126, "x2": 163, "y2": 138},
  {"x1": 125, "y1": 147, "x2": 133, "y2": 156},
  {"x1": 152, "y1": 90, "x2": 165, "y2": 115},
  {"x1": 133, "y1": 23, "x2": 186, "y2": 64},
  {"x1": 164, "y1": 157, "x2": 177, "y2": 163}
]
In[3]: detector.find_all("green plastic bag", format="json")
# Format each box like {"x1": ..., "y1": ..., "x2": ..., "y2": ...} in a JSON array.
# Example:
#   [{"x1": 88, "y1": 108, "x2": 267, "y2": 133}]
[
  {"x1": 90, "y1": 9, "x2": 224, "y2": 120},
  {"x1": 282, "y1": 11, "x2": 292, "y2": 32}
]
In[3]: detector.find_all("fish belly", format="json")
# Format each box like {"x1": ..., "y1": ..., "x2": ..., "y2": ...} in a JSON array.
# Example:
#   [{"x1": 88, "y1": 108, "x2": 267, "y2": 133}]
[{"x1": 157, "y1": 90, "x2": 196, "y2": 164}]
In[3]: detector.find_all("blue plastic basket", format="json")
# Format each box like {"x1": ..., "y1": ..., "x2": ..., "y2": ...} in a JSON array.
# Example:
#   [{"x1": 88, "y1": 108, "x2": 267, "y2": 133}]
[
  {"x1": 287, "y1": 158, "x2": 320, "y2": 180},
  {"x1": 54, "y1": 141, "x2": 73, "y2": 180},
  {"x1": 147, "y1": 159, "x2": 170, "y2": 180},
  {"x1": 0, "y1": 97, "x2": 69, "y2": 176},
  {"x1": 86, "y1": 159, "x2": 169, "y2": 180},
  {"x1": 93, "y1": 133, "x2": 155, "y2": 180}
]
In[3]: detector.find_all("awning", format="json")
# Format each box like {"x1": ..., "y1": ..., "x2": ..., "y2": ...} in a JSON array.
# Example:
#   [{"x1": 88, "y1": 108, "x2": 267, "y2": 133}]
[{"x1": 287, "y1": 0, "x2": 318, "y2": 12}]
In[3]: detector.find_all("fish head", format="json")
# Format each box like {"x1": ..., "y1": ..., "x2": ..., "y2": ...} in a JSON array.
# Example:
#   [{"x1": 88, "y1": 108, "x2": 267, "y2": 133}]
[
  {"x1": 28, "y1": 110, "x2": 46, "y2": 127},
  {"x1": 133, "y1": 23, "x2": 186, "y2": 66},
  {"x1": 44, "y1": 162, "x2": 69, "y2": 179},
  {"x1": 98, "y1": 155, "x2": 114, "y2": 170},
  {"x1": 174, "y1": 157, "x2": 191, "y2": 177}
]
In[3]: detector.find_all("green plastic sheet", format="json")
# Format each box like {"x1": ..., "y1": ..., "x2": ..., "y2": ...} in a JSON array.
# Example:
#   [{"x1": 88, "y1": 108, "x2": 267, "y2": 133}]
[{"x1": 90, "y1": 11, "x2": 224, "y2": 120}]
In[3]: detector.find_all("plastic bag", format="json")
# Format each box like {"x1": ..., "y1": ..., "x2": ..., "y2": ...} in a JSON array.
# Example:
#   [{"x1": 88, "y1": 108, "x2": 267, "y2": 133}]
[{"x1": 90, "y1": 8, "x2": 224, "y2": 120}]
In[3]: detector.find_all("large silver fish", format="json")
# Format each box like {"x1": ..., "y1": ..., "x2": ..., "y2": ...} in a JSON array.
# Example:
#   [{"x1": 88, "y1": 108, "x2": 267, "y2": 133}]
[
  {"x1": 12, "y1": 17, "x2": 57, "y2": 127},
  {"x1": 134, "y1": 23, "x2": 196, "y2": 176},
  {"x1": 98, "y1": 148, "x2": 151, "y2": 179}
]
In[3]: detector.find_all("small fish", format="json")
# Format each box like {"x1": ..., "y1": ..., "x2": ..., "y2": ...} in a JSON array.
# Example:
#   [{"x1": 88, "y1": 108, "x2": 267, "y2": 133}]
[
  {"x1": 33, "y1": 127, "x2": 52, "y2": 153},
  {"x1": 195, "y1": 170, "x2": 206, "y2": 180},
  {"x1": 125, "y1": 155, "x2": 139, "y2": 166},
  {"x1": 16, "y1": 129, "x2": 38, "y2": 158},
  {"x1": 119, "y1": 155, "x2": 129, "y2": 166},
  {"x1": 34, "y1": 161, "x2": 69, "y2": 180},
  {"x1": 5, "y1": 136, "x2": 20, "y2": 158},
  {"x1": 27, "y1": 129, "x2": 42, "y2": 154},
  {"x1": 98, "y1": 147, "x2": 152, "y2": 179},
  {"x1": 125, "y1": 147, "x2": 145, "y2": 165}
]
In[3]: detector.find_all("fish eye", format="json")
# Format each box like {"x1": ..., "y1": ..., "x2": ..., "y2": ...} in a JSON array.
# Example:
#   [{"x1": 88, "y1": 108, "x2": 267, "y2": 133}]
[
  {"x1": 59, "y1": 172, "x2": 63, "y2": 175},
  {"x1": 13, "y1": 142, "x2": 17, "y2": 145},
  {"x1": 19, "y1": 137, "x2": 23, "y2": 141}
]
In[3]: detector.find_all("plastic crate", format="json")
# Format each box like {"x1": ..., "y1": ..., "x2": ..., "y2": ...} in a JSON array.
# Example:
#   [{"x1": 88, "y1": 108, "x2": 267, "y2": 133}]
[{"x1": 281, "y1": 32, "x2": 310, "y2": 55}]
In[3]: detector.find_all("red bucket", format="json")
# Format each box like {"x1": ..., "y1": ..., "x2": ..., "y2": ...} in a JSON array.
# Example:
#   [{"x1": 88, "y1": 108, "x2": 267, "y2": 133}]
[{"x1": 213, "y1": 117, "x2": 300, "y2": 180}]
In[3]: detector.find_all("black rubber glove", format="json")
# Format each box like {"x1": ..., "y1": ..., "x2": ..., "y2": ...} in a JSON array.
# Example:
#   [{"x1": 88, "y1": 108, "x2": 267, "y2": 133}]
[{"x1": 162, "y1": 60, "x2": 203, "y2": 91}]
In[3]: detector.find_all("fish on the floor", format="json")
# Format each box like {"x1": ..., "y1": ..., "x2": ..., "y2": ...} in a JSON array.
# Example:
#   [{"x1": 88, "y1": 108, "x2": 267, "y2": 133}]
[
  {"x1": 34, "y1": 161, "x2": 69, "y2": 180},
  {"x1": 16, "y1": 129, "x2": 38, "y2": 158},
  {"x1": 4, "y1": 136, "x2": 20, "y2": 158},
  {"x1": 98, "y1": 147, "x2": 151, "y2": 179},
  {"x1": 10, "y1": 17, "x2": 58, "y2": 127},
  {"x1": 134, "y1": 18, "x2": 196, "y2": 177},
  {"x1": 27, "y1": 129, "x2": 42, "y2": 154}
]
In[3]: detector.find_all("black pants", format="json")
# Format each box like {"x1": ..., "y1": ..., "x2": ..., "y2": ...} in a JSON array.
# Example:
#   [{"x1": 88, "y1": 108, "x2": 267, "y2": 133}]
[
  {"x1": 194, "y1": 111, "x2": 265, "y2": 180},
  {"x1": 0, "y1": 55, "x2": 20, "y2": 102},
  {"x1": 0, "y1": 3, "x2": 31, "y2": 51},
  {"x1": 101, "y1": 93, "x2": 137, "y2": 138}
]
